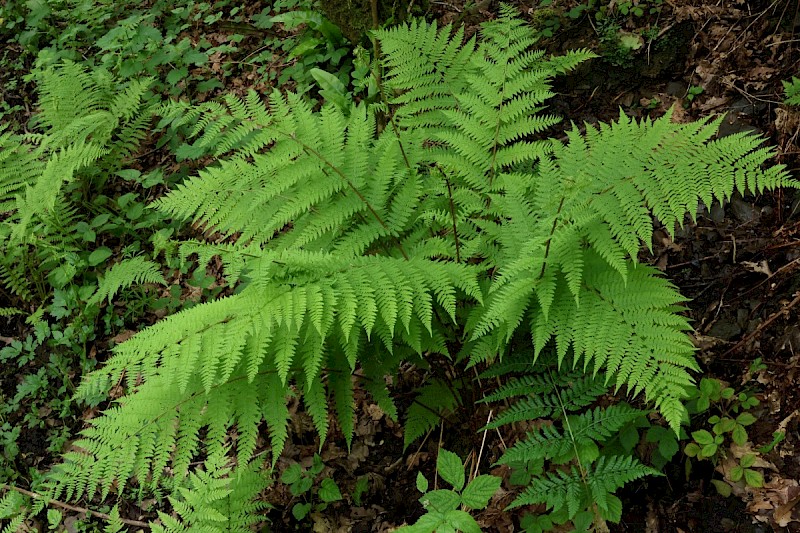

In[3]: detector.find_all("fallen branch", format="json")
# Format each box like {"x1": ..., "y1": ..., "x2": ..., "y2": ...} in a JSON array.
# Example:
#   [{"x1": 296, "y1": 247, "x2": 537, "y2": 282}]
[
  {"x1": 721, "y1": 291, "x2": 800, "y2": 357},
  {"x1": 0, "y1": 484, "x2": 151, "y2": 529}
]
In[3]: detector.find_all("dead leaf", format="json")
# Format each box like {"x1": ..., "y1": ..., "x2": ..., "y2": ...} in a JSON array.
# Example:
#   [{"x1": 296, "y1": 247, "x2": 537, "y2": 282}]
[{"x1": 741, "y1": 260, "x2": 772, "y2": 276}]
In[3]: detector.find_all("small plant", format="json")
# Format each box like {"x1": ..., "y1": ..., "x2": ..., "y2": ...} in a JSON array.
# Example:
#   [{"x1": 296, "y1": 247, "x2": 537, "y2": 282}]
[
  {"x1": 684, "y1": 84, "x2": 704, "y2": 106},
  {"x1": 482, "y1": 357, "x2": 659, "y2": 530},
  {"x1": 280, "y1": 454, "x2": 343, "y2": 522},
  {"x1": 269, "y1": 8, "x2": 353, "y2": 92},
  {"x1": 398, "y1": 449, "x2": 501, "y2": 533},
  {"x1": 783, "y1": 76, "x2": 800, "y2": 106},
  {"x1": 683, "y1": 378, "x2": 765, "y2": 491}
]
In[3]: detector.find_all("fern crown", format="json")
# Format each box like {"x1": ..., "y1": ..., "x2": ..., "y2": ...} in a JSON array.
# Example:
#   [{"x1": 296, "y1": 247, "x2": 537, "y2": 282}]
[{"x1": 46, "y1": 6, "x2": 793, "y2": 518}]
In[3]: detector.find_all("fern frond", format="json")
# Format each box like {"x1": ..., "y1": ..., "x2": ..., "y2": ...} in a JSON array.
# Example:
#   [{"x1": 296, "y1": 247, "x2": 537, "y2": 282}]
[
  {"x1": 528, "y1": 252, "x2": 696, "y2": 432},
  {"x1": 0, "y1": 127, "x2": 44, "y2": 212},
  {"x1": 89, "y1": 256, "x2": 167, "y2": 305},
  {"x1": 482, "y1": 372, "x2": 608, "y2": 430},
  {"x1": 783, "y1": 76, "x2": 800, "y2": 106},
  {"x1": 149, "y1": 452, "x2": 270, "y2": 533},
  {"x1": 508, "y1": 454, "x2": 657, "y2": 518},
  {"x1": 497, "y1": 404, "x2": 645, "y2": 466},
  {"x1": 404, "y1": 378, "x2": 461, "y2": 449},
  {"x1": 376, "y1": 18, "x2": 476, "y2": 131}
]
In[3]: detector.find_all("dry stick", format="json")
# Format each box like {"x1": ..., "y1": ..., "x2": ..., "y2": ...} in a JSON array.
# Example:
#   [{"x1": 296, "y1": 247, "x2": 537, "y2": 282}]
[
  {"x1": 721, "y1": 291, "x2": 800, "y2": 357},
  {"x1": 472, "y1": 409, "x2": 493, "y2": 480},
  {"x1": 0, "y1": 484, "x2": 151, "y2": 529}
]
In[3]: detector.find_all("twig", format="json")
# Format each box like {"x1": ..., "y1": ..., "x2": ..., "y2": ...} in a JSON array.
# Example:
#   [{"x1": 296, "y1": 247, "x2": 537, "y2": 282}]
[
  {"x1": 0, "y1": 484, "x2": 150, "y2": 529},
  {"x1": 721, "y1": 291, "x2": 800, "y2": 357},
  {"x1": 472, "y1": 409, "x2": 492, "y2": 480}
]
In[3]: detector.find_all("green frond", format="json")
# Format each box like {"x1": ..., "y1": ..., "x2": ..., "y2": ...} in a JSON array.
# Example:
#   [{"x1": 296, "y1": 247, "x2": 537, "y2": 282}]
[
  {"x1": 404, "y1": 379, "x2": 461, "y2": 449},
  {"x1": 103, "y1": 507, "x2": 125, "y2": 533},
  {"x1": 376, "y1": 19, "x2": 476, "y2": 131},
  {"x1": 508, "y1": 454, "x2": 657, "y2": 519},
  {"x1": 482, "y1": 371, "x2": 608, "y2": 430},
  {"x1": 497, "y1": 404, "x2": 645, "y2": 466},
  {"x1": 528, "y1": 252, "x2": 696, "y2": 432},
  {"x1": 149, "y1": 453, "x2": 270, "y2": 533},
  {"x1": 45, "y1": 6, "x2": 794, "y2": 523},
  {"x1": 783, "y1": 76, "x2": 800, "y2": 106},
  {"x1": 0, "y1": 127, "x2": 44, "y2": 212},
  {"x1": 13, "y1": 141, "x2": 108, "y2": 238},
  {"x1": 89, "y1": 256, "x2": 167, "y2": 305}
]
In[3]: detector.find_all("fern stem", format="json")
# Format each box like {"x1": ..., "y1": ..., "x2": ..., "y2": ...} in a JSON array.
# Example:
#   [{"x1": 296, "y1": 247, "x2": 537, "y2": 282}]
[
  {"x1": 548, "y1": 368, "x2": 591, "y2": 496},
  {"x1": 539, "y1": 196, "x2": 566, "y2": 278},
  {"x1": 488, "y1": 39, "x2": 511, "y2": 185},
  {"x1": 279, "y1": 130, "x2": 409, "y2": 260},
  {"x1": 445, "y1": 177, "x2": 462, "y2": 263},
  {"x1": 1, "y1": 484, "x2": 150, "y2": 528}
]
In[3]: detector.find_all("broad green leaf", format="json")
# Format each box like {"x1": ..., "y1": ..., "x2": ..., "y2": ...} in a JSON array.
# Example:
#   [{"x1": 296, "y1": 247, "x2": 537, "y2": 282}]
[
  {"x1": 422, "y1": 489, "x2": 461, "y2": 513},
  {"x1": 280, "y1": 463, "x2": 303, "y2": 485},
  {"x1": 319, "y1": 478, "x2": 342, "y2": 502},
  {"x1": 683, "y1": 442, "x2": 700, "y2": 457},
  {"x1": 700, "y1": 443, "x2": 718, "y2": 458},
  {"x1": 460, "y1": 474, "x2": 501, "y2": 510},
  {"x1": 731, "y1": 424, "x2": 748, "y2": 446},
  {"x1": 416, "y1": 471, "x2": 429, "y2": 493},
  {"x1": 88, "y1": 247, "x2": 113, "y2": 267},
  {"x1": 736, "y1": 412, "x2": 757, "y2": 426},
  {"x1": 658, "y1": 434, "x2": 679, "y2": 459},
  {"x1": 691, "y1": 430, "x2": 713, "y2": 445},
  {"x1": 744, "y1": 469, "x2": 763, "y2": 487},
  {"x1": 443, "y1": 510, "x2": 482, "y2": 533},
  {"x1": 437, "y1": 449, "x2": 465, "y2": 491},
  {"x1": 740, "y1": 454, "x2": 756, "y2": 468},
  {"x1": 711, "y1": 479, "x2": 732, "y2": 497},
  {"x1": 292, "y1": 502, "x2": 312, "y2": 521}
]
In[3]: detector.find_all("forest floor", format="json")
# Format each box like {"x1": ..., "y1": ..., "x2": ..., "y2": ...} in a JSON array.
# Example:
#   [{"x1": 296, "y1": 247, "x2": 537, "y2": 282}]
[{"x1": 2, "y1": 0, "x2": 800, "y2": 531}]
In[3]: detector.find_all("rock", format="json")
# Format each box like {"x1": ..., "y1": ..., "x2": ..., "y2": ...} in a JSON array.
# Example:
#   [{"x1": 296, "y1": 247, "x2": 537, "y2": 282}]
[{"x1": 730, "y1": 195, "x2": 761, "y2": 224}]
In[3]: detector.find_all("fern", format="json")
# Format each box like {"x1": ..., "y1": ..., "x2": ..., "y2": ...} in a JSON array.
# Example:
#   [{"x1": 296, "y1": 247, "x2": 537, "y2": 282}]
[
  {"x1": 149, "y1": 451, "x2": 270, "y2": 533},
  {"x1": 784, "y1": 76, "x2": 800, "y2": 106},
  {"x1": 403, "y1": 378, "x2": 462, "y2": 449},
  {"x1": 88, "y1": 256, "x2": 167, "y2": 305},
  {"x1": 0, "y1": 61, "x2": 155, "y2": 303},
  {"x1": 509, "y1": 455, "x2": 656, "y2": 521},
  {"x1": 43, "y1": 4, "x2": 795, "y2": 528},
  {"x1": 484, "y1": 362, "x2": 656, "y2": 526}
]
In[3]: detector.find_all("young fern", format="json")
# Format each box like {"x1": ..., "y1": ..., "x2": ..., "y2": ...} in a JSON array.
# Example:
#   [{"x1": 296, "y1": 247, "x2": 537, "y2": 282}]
[
  {"x1": 783, "y1": 76, "x2": 800, "y2": 106},
  {"x1": 46, "y1": 4, "x2": 793, "y2": 528},
  {"x1": 149, "y1": 452, "x2": 270, "y2": 533},
  {"x1": 481, "y1": 359, "x2": 655, "y2": 525},
  {"x1": 0, "y1": 61, "x2": 155, "y2": 302}
]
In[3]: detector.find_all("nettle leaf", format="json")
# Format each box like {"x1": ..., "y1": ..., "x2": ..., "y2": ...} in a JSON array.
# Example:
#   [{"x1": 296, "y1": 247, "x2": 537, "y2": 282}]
[
  {"x1": 437, "y1": 449, "x2": 465, "y2": 491},
  {"x1": 460, "y1": 475, "x2": 501, "y2": 510},
  {"x1": 319, "y1": 478, "x2": 343, "y2": 503},
  {"x1": 442, "y1": 510, "x2": 482, "y2": 533},
  {"x1": 416, "y1": 472, "x2": 429, "y2": 493},
  {"x1": 422, "y1": 490, "x2": 462, "y2": 513}
]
